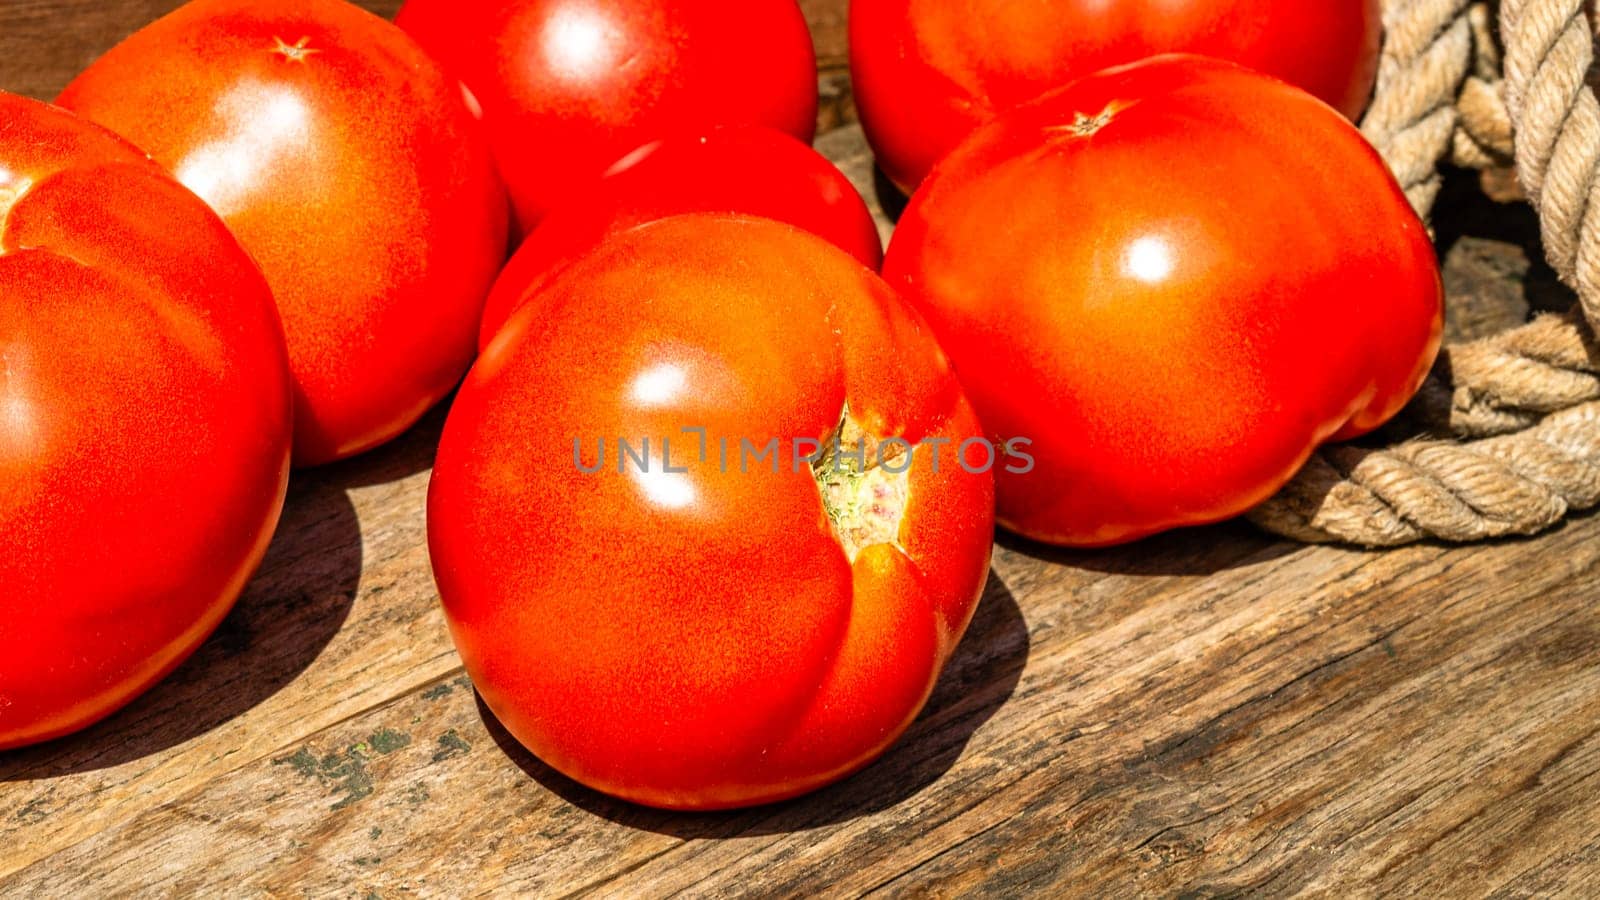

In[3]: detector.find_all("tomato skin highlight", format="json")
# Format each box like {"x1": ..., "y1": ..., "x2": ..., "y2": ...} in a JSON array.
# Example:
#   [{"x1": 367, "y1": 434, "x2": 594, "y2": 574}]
[
  {"x1": 477, "y1": 125, "x2": 883, "y2": 351},
  {"x1": 59, "y1": 0, "x2": 509, "y2": 466},
  {"x1": 882, "y1": 56, "x2": 1444, "y2": 548},
  {"x1": 397, "y1": 0, "x2": 819, "y2": 231},
  {"x1": 851, "y1": 0, "x2": 1381, "y2": 190},
  {"x1": 0, "y1": 91, "x2": 292, "y2": 749},
  {"x1": 430, "y1": 214, "x2": 994, "y2": 809}
]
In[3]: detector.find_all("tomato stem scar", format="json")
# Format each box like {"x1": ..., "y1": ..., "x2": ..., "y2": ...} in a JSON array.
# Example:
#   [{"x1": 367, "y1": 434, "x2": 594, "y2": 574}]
[
  {"x1": 813, "y1": 404, "x2": 910, "y2": 562},
  {"x1": 1046, "y1": 101, "x2": 1131, "y2": 141},
  {"x1": 272, "y1": 36, "x2": 320, "y2": 62}
]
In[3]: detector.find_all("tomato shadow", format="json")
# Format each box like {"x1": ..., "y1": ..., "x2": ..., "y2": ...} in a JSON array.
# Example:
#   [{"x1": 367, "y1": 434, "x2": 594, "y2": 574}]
[
  {"x1": 1430, "y1": 165, "x2": 1573, "y2": 319},
  {"x1": 0, "y1": 465, "x2": 363, "y2": 781},
  {"x1": 308, "y1": 392, "x2": 452, "y2": 489},
  {"x1": 0, "y1": 380, "x2": 456, "y2": 781},
  {"x1": 873, "y1": 164, "x2": 910, "y2": 225},
  {"x1": 475, "y1": 567, "x2": 1030, "y2": 836},
  {"x1": 998, "y1": 518, "x2": 1303, "y2": 579}
]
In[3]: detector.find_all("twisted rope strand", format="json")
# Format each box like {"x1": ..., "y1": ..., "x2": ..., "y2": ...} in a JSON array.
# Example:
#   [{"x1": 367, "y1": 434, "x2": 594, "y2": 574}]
[
  {"x1": 1452, "y1": 2, "x2": 1515, "y2": 166},
  {"x1": 1362, "y1": 0, "x2": 1477, "y2": 213},
  {"x1": 1251, "y1": 401, "x2": 1600, "y2": 545},
  {"x1": 1410, "y1": 310, "x2": 1600, "y2": 437},
  {"x1": 1503, "y1": 0, "x2": 1600, "y2": 311}
]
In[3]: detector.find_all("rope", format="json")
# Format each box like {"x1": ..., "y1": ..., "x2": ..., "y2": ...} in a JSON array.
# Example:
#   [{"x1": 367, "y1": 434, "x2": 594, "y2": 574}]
[
  {"x1": 1453, "y1": 2, "x2": 1515, "y2": 167},
  {"x1": 1410, "y1": 310, "x2": 1600, "y2": 438},
  {"x1": 1250, "y1": 0, "x2": 1600, "y2": 546},
  {"x1": 1360, "y1": 0, "x2": 1476, "y2": 214}
]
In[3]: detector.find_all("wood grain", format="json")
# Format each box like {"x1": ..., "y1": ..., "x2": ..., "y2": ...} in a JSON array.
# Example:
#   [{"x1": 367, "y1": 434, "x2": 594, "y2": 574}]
[{"x1": 3, "y1": 1, "x2": 1599, "y2": 896}]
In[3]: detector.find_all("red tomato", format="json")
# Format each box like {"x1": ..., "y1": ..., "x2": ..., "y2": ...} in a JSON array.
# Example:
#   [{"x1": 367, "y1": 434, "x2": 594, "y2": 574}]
[
  {"x1": 852, "y1": 0, "x2": 1382, "y2": 190},
  {"x1": 430, "y1": 214, "x2": 995, "y2": 809},
  {"x1": 59, "y1": 0, "x2": 508, "y2": 466},
  {"x1": 0, "y1": 91, "x2": 292, "y2": 749},
  {"x1": 882, "y1": 56, "x2": 1443, "y2": 547},
  {"x1": 396, "y1": 0, "x2": 818, "y2": 230},
  {"x1": 477, "y1": 125, "x2": 883, "y2": 350}
]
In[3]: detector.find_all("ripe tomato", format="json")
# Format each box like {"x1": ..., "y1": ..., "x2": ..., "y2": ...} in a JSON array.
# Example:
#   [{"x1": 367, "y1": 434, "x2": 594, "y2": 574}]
[
  {"x1": 0, "y1": 91, "x2": 292, "y2": 749},
  {"x1": 477, "y1": 125, "x2": 883, "y2": 350},
  {"x1": 882, "y1": 56, "x2": 1443, "y2": 547},
  {"x1": 59, "y1": 0, "x2": 509, "y2": 466},
  {"x1": 430, "y1": 214, "x2": 995, "y2": 809},
  {"x1": 852, "y1": 0, "x2": 1381, "y2": 190},
  {"x1": 396, "y1": 0, "x2": 818, "y2": 230}
]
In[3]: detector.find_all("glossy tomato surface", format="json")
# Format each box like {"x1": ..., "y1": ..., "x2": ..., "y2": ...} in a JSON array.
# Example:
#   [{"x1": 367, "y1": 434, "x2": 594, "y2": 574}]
[
  {"x1": 60, "y1": 0, "x2": 508, "y2": 466},
  {"x1": 477, "y1": 125, "x2": 882, "y2": 350},
  {"x1": 852, "y1": 0, "x2": 1381, "y2": 190},
  {"x1": 883, "y1": 56, "x2": 1443, "y2": 547},
  {"x1": 0, "y1": 91, "x2": 292, "y2": 749},
  {"x1": 396, "y1": 0, "x2": 818, "y2": 230},
  {"x1": 431, "y1": 214, "x2": 995, "y2": 809}
]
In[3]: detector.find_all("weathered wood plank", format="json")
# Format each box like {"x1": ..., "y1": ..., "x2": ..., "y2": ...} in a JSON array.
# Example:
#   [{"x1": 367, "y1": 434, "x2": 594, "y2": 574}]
[
  {"x1": 5, "y1": 0, "x2": 1600, "y2": 895},
  {"x1": 0, "y1": 410, "x2": 459, "y2": 880},
  {"x1": 7, "y1": 519, "x2": 1599, "y2": 896},
  {"x1": 801, "y1": 0, "x2": 857, "y2": 132},
  {"x1": 0, "y1": 558, "x2": 1022, "y2": 896}
]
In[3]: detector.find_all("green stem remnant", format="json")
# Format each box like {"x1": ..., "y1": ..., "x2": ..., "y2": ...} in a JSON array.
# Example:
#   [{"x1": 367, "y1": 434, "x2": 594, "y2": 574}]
[{"x1": 812, "y1": 404, "x2": 910, "y2": 562}]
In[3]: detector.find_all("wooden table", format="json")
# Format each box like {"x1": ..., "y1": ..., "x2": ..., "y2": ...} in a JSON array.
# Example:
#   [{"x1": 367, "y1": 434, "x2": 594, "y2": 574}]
[{"x1": 4, "y1": 3, "x2": 1598, "y2": 896}]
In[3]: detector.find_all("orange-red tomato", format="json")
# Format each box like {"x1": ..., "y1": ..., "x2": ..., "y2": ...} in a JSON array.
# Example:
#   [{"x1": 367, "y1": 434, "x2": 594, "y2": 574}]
[
  {"x1": 852, "y1": 0, "x2": 1381, "y2": 190},
  {"x1": 0, "y1": 91, "x2": 292, "y2": 749},
  {"x1": 430, "y1": 214, "x2": 995, "y2": 809},
  {"x1": 477, "y1": 125, "x2": 882, "y2": 350},
  {"x1": 396, "y1": 0, "x2": 818, "y2": 230},
  {"x1": 60, "y1": 0, "x2": 508, "y2": 466},
  {"x1": 883, "y1": 57, "x2": 1443, "y2": 547}
]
